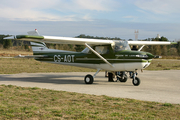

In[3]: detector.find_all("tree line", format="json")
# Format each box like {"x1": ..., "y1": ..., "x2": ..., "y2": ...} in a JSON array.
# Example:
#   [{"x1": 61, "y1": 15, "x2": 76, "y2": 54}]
[
  {"x1": 0, "y1": 35, "x2": 30, "y2": 50},
  {"x1": 0, "y1": 34, "x2": 180, "y2": 56},
  {"x1": 142, "y1": 36, "x2": 180, "y2": 56}
]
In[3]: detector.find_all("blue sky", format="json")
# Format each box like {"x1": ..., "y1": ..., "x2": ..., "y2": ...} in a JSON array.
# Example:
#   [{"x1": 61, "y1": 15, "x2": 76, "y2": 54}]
[{"x1": 0, "y1": 0, "x2": 180, "y2": 41}]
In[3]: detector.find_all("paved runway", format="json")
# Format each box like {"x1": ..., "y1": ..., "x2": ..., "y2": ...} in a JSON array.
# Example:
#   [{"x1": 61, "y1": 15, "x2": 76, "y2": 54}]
[{"x1": 0, "y1": 70, "x2": 180, "y2": 104}]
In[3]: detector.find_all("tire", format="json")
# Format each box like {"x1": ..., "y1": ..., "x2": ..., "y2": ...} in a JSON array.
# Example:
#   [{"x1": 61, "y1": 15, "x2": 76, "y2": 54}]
[
  {"x1": 119, "y1": 74, "x2": 127, "y2": 82},
  {"x1": 84, "y1": 74, "x2": 94, "y2": 84},
  {"x1": 132, "y1": 77, "x2": 140, "y2": 86}
]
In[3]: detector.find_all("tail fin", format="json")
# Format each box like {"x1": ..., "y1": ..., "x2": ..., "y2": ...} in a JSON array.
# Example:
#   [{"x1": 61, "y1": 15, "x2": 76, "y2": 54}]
[
  {"x1": 27, "y1": 29, "x2": 49, "y2": 54},
  {"x1": 27, "y1": 29, "x2": 40, "y2": 36}
]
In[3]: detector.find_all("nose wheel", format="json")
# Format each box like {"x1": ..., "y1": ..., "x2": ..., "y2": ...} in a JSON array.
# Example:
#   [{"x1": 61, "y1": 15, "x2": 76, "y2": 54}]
[
  {"x1": 132, "y1": 77, "x2": 140, "y2": 86},
  {"x1": 131, "y1": 70, "x2": 140, "y2": 86}
]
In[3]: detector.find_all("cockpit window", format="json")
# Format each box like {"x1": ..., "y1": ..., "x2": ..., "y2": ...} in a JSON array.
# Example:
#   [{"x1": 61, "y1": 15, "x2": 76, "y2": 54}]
[
  {"x1": 113, "y1": 41, "x2": 131, "y2": 52},
  {"x1": 95, "y1": 46, "x2": 109, "y2": 54},
  {"x1": 81, "y1": 46, "x2": 109, "y2": 54}
]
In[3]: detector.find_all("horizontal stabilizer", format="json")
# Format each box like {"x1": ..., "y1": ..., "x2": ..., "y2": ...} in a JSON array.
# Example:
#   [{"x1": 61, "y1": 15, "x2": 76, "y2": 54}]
[
  {"x1": 14, "y1": 55, "x2": 48, "y2": 58},
  {"x1": 3, "y1": 36, "x2": 15, "y2": 40}
]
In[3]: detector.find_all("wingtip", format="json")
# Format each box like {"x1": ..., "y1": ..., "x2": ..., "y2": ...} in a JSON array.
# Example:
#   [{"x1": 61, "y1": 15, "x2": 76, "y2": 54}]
[{"x1": 171, "y1": 42, "x2": 177, "y2": 44}]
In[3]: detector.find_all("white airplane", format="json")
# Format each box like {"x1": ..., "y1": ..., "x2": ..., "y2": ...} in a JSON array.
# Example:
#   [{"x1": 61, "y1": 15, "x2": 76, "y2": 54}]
[{"x1": 4, "y1": 30, "x2": 176, "y2": 86}]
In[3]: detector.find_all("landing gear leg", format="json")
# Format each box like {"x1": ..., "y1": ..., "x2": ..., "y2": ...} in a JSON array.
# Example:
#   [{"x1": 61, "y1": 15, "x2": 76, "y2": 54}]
[
  {"x1": 116, "y1": 71, "x2": 128, "y2": 82},
  {"x1": 84, "y1": 69, "x2": 101, "y2": 84},
  {"x1": 108, "y1": 72, "x2": 114, "y2": 82},
  {"x1": 132, "y1": 70, "x2": 140, "y2": 86}
]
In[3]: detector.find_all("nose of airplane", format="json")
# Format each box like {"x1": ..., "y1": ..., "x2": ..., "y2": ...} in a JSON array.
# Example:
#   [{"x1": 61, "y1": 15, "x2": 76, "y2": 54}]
[{"x1": 146, "y1": 52, "x2": 154, "y2": 59}]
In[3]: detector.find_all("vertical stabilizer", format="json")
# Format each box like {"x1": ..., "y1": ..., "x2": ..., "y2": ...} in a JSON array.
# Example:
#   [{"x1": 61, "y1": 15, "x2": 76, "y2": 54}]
[
  {"x1": 27, "y1": 29, "x2": 49, "y2": 54},
  {"x1": 27, "y1": 29, "x2": 40, "y2": 36}
]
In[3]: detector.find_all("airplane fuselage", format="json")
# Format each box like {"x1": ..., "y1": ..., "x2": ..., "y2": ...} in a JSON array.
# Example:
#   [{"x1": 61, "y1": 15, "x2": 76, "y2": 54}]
[{"x1": 34, "y1": 49, "x2": 153, "y2": 72}]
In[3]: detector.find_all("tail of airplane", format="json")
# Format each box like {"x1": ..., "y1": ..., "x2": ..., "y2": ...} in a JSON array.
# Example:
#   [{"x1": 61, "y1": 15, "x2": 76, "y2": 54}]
[{"x1": 27, "y1": 29, "x2": 49, "y2": 54}]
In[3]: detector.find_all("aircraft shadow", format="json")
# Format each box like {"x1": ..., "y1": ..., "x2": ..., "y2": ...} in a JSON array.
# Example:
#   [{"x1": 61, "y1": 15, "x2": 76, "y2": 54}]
[
  {"x1": 0, "y1": 74, "x2": 103, "y2": 85},
  {"x1": 0, "y1": 74, "x2": 132, "y2": 86}
]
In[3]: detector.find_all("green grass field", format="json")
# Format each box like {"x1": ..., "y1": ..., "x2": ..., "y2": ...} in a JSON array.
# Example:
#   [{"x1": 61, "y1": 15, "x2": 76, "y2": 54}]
[{"x1": 0, "y1": 85, "x2": 179, "y2": 119}]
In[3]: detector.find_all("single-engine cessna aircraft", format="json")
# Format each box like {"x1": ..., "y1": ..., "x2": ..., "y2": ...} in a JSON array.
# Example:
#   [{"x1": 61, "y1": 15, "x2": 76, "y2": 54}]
[{"x1": 4, "y1": 30, "x2": 176, "y2": 86}]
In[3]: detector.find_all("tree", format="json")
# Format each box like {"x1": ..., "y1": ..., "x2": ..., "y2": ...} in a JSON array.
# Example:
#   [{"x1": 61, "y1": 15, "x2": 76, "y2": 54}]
[
  {"x1": 154, "y1": 45, "x2": 161, "y2": 55},
  {"x1": 3, "y1": 39, "x2": 12, "y2": 49},
  {"x1": 75, "y1": 45, "x2": 85, "y2": 52},
  {"x1": 160, "y1": 36, "x2": 168, "y2": 41},
  {"x1": 177, "y1": 41, "x2": 180, "y2": 56},
  {"x1": 161, "y1": 46, "x2": 168, "y2": 56},
  {"x1": 169, "y1": 48, "x2": 178, "y2": 56}
]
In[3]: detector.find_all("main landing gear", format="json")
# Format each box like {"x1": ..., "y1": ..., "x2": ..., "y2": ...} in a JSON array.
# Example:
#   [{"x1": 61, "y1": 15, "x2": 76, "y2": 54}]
[
  {"x1": 84, "y1": 69, "x2": 101, "y2": 84},
  {"x1": 84, "y1": 74, "x2": 94, "y2": 84}
]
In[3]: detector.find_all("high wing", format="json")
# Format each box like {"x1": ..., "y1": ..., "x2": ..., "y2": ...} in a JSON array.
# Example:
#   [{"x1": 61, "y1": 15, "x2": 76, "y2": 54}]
[
  {"x1": 4, "y1": 34, "x2": 176, "y2": 46},
  {"x1": 4, "y1": 35, "x2": 114, "y2": 45},
  {"x1": 128, "y1": 41, "x2": 176, "y2": 45}
]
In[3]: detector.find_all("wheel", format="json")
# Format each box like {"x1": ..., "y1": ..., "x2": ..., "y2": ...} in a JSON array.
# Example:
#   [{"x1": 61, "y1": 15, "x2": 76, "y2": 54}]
[
  {"x1": 132, "y1": 77, "x2": 140, "y2": 86},
  {"x1": 119, "y1": 74, "x2": 127, "y2": 82},
  {"x1": 84, "y1": 74, "x2": 94, "y2": 84}
]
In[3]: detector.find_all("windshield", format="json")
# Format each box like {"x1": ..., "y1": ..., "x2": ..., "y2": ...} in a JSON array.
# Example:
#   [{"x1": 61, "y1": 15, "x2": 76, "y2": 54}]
[{"x1": 113, "y1": 41, "x2": 131, "y2": 52}]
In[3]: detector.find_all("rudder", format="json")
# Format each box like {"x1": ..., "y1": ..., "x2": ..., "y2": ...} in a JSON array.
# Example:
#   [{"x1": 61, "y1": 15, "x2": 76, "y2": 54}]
[{"x1": 27, "y1": 29, "x2": 49, "y2": 53}]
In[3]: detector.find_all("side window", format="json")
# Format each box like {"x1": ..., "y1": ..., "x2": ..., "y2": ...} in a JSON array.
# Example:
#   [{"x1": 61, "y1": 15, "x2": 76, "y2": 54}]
[
  {"x1": 114, "y1": 41, "x2": 131, "y2": 52},
  {"x1": 115, "y1": 45, "x2": 123, "y2": 52},
  {"x1": 95, "y1": 46, "x2": 109, "y2": 54}
]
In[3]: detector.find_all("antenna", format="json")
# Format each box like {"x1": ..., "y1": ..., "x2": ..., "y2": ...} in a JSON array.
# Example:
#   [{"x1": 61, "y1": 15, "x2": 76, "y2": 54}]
[
  {"x1": 102, "y1": 32, "x2": 109, "y2": 40},
  {"x1": 134, "y1": 30, "x2": 139, "y2": 41}
]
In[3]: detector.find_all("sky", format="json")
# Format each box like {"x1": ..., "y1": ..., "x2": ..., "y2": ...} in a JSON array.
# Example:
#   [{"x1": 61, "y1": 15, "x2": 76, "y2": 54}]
[{"x1": 0, "y1": 0, "x2": 180, "y2": 41}]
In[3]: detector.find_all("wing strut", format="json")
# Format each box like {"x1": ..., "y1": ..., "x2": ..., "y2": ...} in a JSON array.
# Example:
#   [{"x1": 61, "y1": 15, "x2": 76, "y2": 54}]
[
  {"x1": 138, "y1": 45, "x2": 145, "y2": 51},
  {"x1": 85, "y1": 43, "x2": 114, "y2": 68}
]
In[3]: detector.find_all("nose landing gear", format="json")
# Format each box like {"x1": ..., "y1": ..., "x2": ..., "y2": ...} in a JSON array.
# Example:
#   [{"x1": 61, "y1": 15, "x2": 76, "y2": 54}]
[
  {"x1": 131, "y1": 71, "x2": 141, "y2": 86},
  {"x1": 132, "y1": 76, "x2": 140, "y2": 86}
]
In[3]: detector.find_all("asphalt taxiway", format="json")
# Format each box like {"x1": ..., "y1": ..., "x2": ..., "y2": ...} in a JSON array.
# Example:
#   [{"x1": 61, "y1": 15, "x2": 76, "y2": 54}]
[{"x1": 0, "y1": 70, "x2": 180, "y2": 104}]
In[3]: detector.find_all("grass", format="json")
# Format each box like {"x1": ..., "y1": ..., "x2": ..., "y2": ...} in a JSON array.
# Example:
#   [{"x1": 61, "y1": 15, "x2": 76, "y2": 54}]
[
  {"x1": 145, "y1": 59, "x2": 180, "y2": 70},
  {"x1": 0, "y1": 49, "x2": 32, "y2": 57},
  {"x1": 0, "y1": 85, "x2": 179, "y2": 119},
  {"x1": 0, "y1": 58, "x2": 96, "y2": 74}
]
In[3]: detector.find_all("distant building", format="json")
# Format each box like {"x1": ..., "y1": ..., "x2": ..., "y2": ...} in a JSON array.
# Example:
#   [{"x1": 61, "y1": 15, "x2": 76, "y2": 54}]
[{"x1": 156, "y1": 34, "x2": 161, "y2": 39}]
